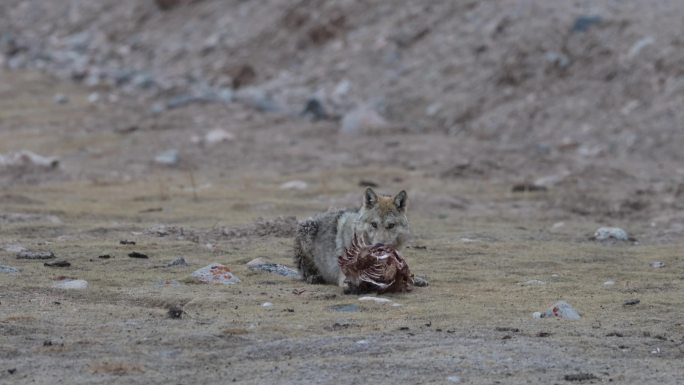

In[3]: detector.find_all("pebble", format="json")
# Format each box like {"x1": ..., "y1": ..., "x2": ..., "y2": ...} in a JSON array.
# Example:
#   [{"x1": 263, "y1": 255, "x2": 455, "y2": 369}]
[
  {"x1": 571, "y1": 15, "x2": 602, "y2": 33},
  {"x1": 603, "y1": 280, "x2": 616, "y2": 286},
  {"x1": 447, "y1": 375, "x2": 462, "y2": 383},
  {"x1": 261, "y1": 302, "x2": 273, "y2": 308},
  {"x1": 53, "y1": 94, "x2": 69, "y2": 104},
  {"x1": 154, "y1": 149, "x2": 179, "y2": 166},
  {"x1": 53, "y1": 278, "x2": 88, "y2": 290},
  {"x1": 521, "y1": 279, "x2": 546, "y2": 286},
  {"x1": 592, "y1": 227, "x2": 630, "y2": 242},
  {"x1": 535, "y1": 300, "x2": 581, "y2": 320},
  {"x1": 164, "y1": 256, "x2": 188, "y2": 267},
  {"x1": 0, "y1": 265, "x2": 19, "y2": 273},
  {"x1": 0, "y1": 151, "x2": 59, "y2": 169},
  {"x1": 16, "y1": 250, "x2": 55, "y2": 259},
  {"x1": 340, "y1": 106, "x2": 388, "y2": 135},
  {"x1": 649, "y1": 261, "x2": 665, "y2": 268},
  {"x1": 87, "y1": 92, "x2": 100, "y2": 104},
  {"x1": 191, "y1": 263, "x2": 240, "y2": 284},
  {"x1": 623, "y1": 298, "x2": 640, "y2": 306},
  {"x1": 355, "y1": 339, "x2": 369, "y2": 345},
  {"x1": 4, "y1": 244, "x2": 27, "y2": 253},
  {"x1": 279, "y1": 180, "x2": 308, "y2": 190},
  {"x1": 204, "y1": 129, "x2": 235, "y2": 145}
]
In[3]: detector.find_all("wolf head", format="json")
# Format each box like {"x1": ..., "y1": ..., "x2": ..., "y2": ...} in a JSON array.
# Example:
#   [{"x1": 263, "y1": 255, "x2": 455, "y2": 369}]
[{"x1": 357, "y1": 188, "x2": 410, "y2": 249}]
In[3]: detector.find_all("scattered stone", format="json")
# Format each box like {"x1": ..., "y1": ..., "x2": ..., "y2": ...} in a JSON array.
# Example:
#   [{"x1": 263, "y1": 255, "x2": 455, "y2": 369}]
[
  {"x1": 606, "y1": 331, "x2": 624, "y2": 337},
  {"x1": 155, "y1": 279, "x2": 181, "y2": 288},
  {"x1": 204, "y1": 129, "x2": 235, "y2": 146},
  {"x1": 301, "y1": 98, "x2": 328, "y2": 121},
  {"x1": 234, "y1": 87, "x2": 280, "y2": 113},
  {"x1": 0, "y1": 265, "x2": 19, "y2": 273},
  {"x1": 564, "y1": 373, "x2": 599, "y2": 382},
  {"x1": 191, "y1": 263, "x2": 240, "y2": 284},
  {"x1": 279, "y1": 180, "x2": 308, "y2": 190},
  {"x1": 0, "y1": 150, "x2": 59, "y2": 169},
  {"x1": 591, "y1": 227, "x2": 634, "y2": 242},
  {"x1": 571, "y1": 15, "x2": 602, "y2": 33},
  {"x1": 53, "y1": 278, "x2": 88, "y2": 290},
  {"x1": 88, "y1": 92, "x2": 100, "y2": 104},
  {"x1": 330, "y1": 304, "x2": 359, "y2": 312},
  {"x1": 537, "y1": 332, "x2": 551, "y2": 337},
  {"x1": 340, "y1": 106, "x2": 388, "y2": 135},
  {"x1": 358, "y1": 179, "x2": 379, "y2": 188},
  {"x1": 166, "y1": 94, "x2": 207, "y2": 110},
  {"x1": 536, "y1": 301, "x2": 581, "y2": 320},
  {"x1": 128, "y1": 252, "x2": 149, "y2": 259},
  {"x1": 119, "y1": 240, "x2": 136, "y2": 245},
  {"x1": 521, "y1": 279, "x2": 546, "y2": 286},
  {"x1": 53, "y1": 93, "x2": 69, "y2": 104},
  {"x1": 358, "y1": 296, "x2": 393, "y2": 304},
  {"x1": 355, "y1": 339, "x2": 369, "y2": 345},
  {"x1": 623, "y1": 298, "x2": 640, "y2": 306},
  {"x1": 98, "y1": 254, "x2": 112, "y2": 259},
  {"x1": 246, "y1": 258, "x2": 300, "y2": 278},
  {"x1": 17, "y1": 250, "x2": 55, "y2": 259},
  {"x1": 261, "y1": 302, "x2": 273, "y2": 308},
  {"x1": 545, "y1": 51, "x2": 570, "y2": 69},
  {"x1": 7, "y1": 368, "x2": 16, "y2": 375},
  {"x1": 168, "y1": 305, "x2": 184, "y2": 319},
  {"x1": 154, "y1": 150, "x2": 179, "y2": 166},
  {"x1": 603, "y1": 280, "x2": 616, "y2": 286},
  {"x1": 447, "y1": 375, "x2": 461, "y2": 383},
  {"x1": 511, "y1": 182, "x2": 547, "y2": 193},
  {"x1": 164, "y1": 256, "x2": 188, "y2": 267},
  {"x1": 649, "y1": 261, "x2": 665, "y2": 268},
  {"x1": 44, "y1": 261, "x2": 71, "y2": 268}
]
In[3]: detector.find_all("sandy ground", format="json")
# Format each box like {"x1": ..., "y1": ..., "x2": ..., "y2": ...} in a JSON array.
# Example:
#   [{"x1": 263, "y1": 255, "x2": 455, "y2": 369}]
[{"x1": 0, "y1": 70, "x2": 683, "y2": 385}]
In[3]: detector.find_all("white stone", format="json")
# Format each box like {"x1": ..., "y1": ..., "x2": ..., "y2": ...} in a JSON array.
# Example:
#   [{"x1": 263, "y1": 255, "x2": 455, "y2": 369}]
[
  {"x1": 603, "y1": 280, "x2": 616, "y2": 286},
  {"x1": 279, "y1": 180, "x2": 308, "y2": 190},
  {"x1": 204, "y1": 129, "x2": 235, "y2": 145},
  {"x1": 261, "y1": 302, "x2": 273, "y2": 308},
  {"x1": 521, "y1": 279, "x2": 546, "y2": 286},
  {"x1": 53, "y1": 279, "x2": 88, "y2": 289},
  {"x1": 593, "y1": 227, "x2": 630, "y2": 241}
]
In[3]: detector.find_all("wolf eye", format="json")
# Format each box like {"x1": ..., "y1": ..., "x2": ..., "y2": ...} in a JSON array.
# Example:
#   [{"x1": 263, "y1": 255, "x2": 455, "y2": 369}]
[
  {"x1": 371, "y1": 222, "x2": 378, "y2": 229},
  {"x1": 386, "y1": 223, "x2": 395, "y2": 229}
]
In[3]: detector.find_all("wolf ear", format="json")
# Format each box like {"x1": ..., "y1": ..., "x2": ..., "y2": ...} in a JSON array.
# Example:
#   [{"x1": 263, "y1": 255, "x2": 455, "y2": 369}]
[
  {"x1": 394, "y1": 190, "x2": 408, "y2": 212},
  {"x1": 364, "y1": 187, "x2": 378, "y2": 209}
]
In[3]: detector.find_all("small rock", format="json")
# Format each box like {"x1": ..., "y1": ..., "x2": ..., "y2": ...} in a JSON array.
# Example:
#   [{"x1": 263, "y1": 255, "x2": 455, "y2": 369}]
[
  {"x1": 44, "y1": 261, "x2": 71, "y2": 268},
  {"x1": 301, "y1": 98, "x2": 327, "y2": 121},
  {"x1": 413, "y1": 276, "x2": 429, "y2": 287},
  {"x1": 165, "y1": 256, "x2": 188, "y2": 267},
  {"x1": 358, "y1": 296, "x2": 393, "y2": 304},
  {"x1": 0, "y1": 265, "x2": 19, "y2": 273},
  {"x1": 246, "y1": 258, "x2": 300, "y2": 278},
  {"x1": 17, "y1": 250, "x2": 55, "y2": 259},
  {"x1": 532, "y1": 311, "x2": 542, "y2": 319},
  {"x1": 340, "y1": 106, "x2": 388, "y2": 135},
  {"x1": 154, "y1": 150, "x2": 179, "y2": 166},
  {"x1": 603, "y1": 280, "x2": 616, "y2": 286},
  {"x1": 544, "y1": 51, "x2": 570, "y2": 69},
  {"x1": 511, "y1": 182, "x2": 547, "y2": 193},
  {"x1": 536, "y1": 300, "x2": 581, "y2": 320},
  {"x1": 564, "y1": 373, "x2": 599, "y2": 382},
  {"x1": 87, "y1": 92, "x2": 100, "y2": 104},
  {"x1": 261, "y1": 302, "x2": 273, "y2": 308},
  {"x1": 4, "y1": 243, "x2": 27, "y2": 253},
  {"x1": 571, "y1": 15, "x2": 602, "y2": 33},
  {"x1": 119, "y1": 240, "x2": 136, "y2": 245},
  {"x1": 279, "y1": 180, "x2": 308, "y2": 190},
  {"x1": 168, "y1": 305, "x2": 183, "y2": 319},
  {"x1": 204, "y1": 129, "x2": 235, "y2": 145},
  {"x1": 98, "y1": 254, "x2": 112, "y2": 259},
  {"x1": 191, "y1": 263, "x2": 240, "y2": 284},
  {"x1": 649, "y1": 261, "x2": 665, "y2": 268},
  {"x1": 447, "y1": 375, "x2": 462, "y2": 383},
  {"x1": 128, "y1": 252, "x2": 149, "y2": 259},
  {"x1": 623, "y1": 298, "x2": 640, "y2": 306},
  {"x1": 7, "y1": 368, "x2": 16, "y2": 375},
  {"x1": 355, "y1": 339, "x2": 369, "y2": 345},
  {"x1": 330, "y1": 304, "x2": 359, "y2": 312},
  {"x1": 53, "y1": 94, "x2": 69, "y2": 104},
  {"x1": 592, "y1": 227, "x2": 632, "y2": 242},
  {"x1": 425, "y1": 102, "x2": 442, "y2": 117},
  {"x1": 53, "y1": 278, "x2": 88, "y2": 290},
  {"x1": 521, "y1": 279, "x2": 546, "y2": 286}
]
